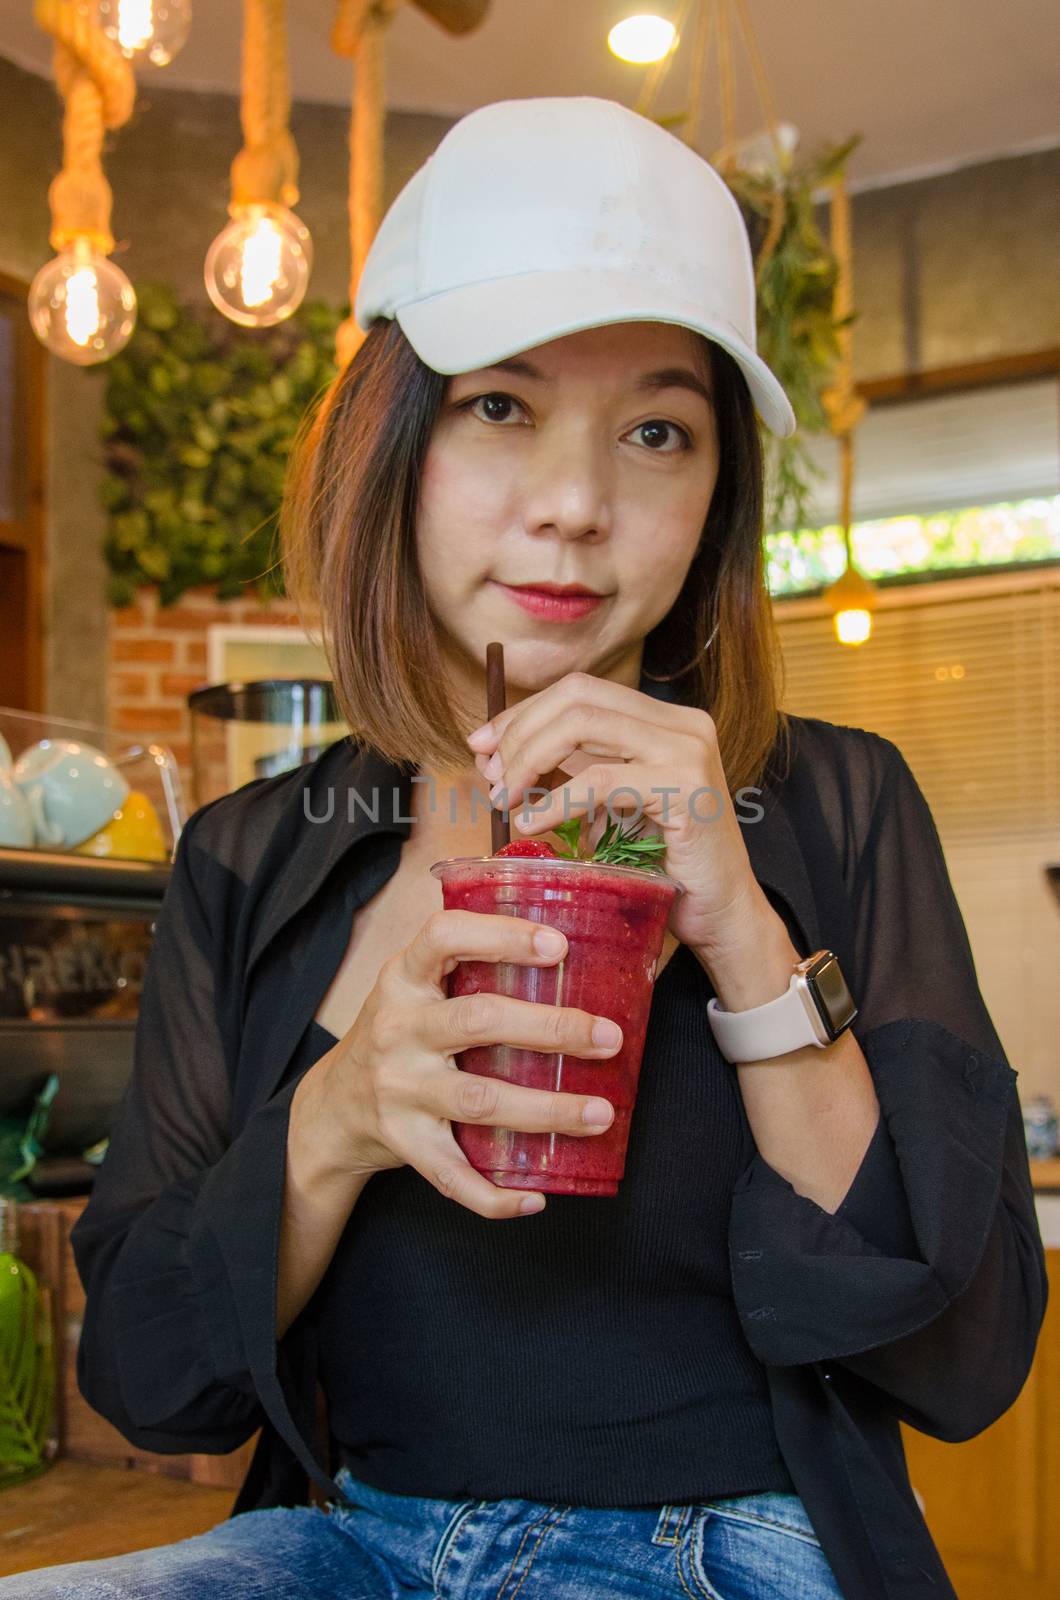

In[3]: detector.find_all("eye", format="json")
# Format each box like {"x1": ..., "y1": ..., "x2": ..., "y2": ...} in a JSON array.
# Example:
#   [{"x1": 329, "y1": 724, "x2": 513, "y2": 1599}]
[
  {"x1": 627, "y1": 419, "x2": 691, "y2": 453},
  {"x1": 462, "y1": 392, "x2": 528, "y2": 426}
]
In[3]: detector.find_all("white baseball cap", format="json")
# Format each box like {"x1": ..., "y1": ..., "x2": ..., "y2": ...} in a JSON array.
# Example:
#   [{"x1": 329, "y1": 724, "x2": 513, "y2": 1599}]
[{"x1": 355, "y1": 96, "x2": 796, "y2": 438}]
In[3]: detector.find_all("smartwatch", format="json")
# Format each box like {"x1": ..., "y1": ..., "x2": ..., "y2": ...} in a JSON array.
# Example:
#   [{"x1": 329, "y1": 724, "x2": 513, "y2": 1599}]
[{"x1": 706, "y1": 949, "x2": 858, "y2": 1064}]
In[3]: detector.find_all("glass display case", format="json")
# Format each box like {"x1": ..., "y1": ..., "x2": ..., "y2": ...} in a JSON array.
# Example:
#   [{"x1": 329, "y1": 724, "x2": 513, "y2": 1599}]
[
  {"x1": 0, "y1": 705, "x2": 186, "y2": 863},
  {"x1": 0, "y1": 709, "x2": 182, "y2": 1189}
]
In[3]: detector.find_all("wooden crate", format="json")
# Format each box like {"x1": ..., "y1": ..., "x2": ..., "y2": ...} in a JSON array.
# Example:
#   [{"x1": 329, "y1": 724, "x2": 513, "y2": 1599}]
[{"x1": 18, "y1": 1196, "x2": 256, "y2": 1489}]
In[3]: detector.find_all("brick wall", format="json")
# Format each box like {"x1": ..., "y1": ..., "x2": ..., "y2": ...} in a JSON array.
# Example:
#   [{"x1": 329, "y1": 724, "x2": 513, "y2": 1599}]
[{"x1": 107, "y1": 584, "x2": 305, "y2": 810}]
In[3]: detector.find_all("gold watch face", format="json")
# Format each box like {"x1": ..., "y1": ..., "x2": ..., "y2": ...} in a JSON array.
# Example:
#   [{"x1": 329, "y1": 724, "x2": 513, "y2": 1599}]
[{"x1": 806, "y1": 953, "x2": 858, "y2": 1040}]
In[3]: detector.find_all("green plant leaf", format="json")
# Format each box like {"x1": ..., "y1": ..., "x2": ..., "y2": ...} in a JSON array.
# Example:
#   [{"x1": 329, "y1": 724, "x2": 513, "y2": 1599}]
[
  {"x1": 544, "y1": 814, "x2": 667, "y2": 872},
  {"x1": 106, "y1": 573, "x2": 137, "y2": 607},
  {"x1": 590, "y1": 816, "x2": 668, "y2": 870},
  {"x1": 551, "y1": 817, "x2": 582, "y2": 858},
  {"x1": 137, "y1": 283, "x2": 178, "y2": 332},
  {"x1": 98, "y1": 474, "x2": 128, "y2": 511},
  {"x1": 138, "y1": 543, "x2": 171, "y2": 581},
  {"x1": 101, "y1": 285, "x2": 345, "y2": 606}
]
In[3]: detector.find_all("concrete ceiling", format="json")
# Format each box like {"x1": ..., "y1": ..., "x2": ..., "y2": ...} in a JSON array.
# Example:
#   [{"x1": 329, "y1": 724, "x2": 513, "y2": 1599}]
[{"x1": 4, "y1": 0, "x2": 1058, "y2": 189}]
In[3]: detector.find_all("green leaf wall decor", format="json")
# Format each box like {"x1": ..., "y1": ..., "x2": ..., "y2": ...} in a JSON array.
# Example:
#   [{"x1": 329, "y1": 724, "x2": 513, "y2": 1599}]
[{"x1": 101, "y1": 285, "x2": 343, "y2": 608}]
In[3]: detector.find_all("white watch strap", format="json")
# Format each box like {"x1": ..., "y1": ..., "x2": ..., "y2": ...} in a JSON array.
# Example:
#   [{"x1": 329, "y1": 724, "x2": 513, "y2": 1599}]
[{"x1": 707, "y1": 974, "x2": 826, "y2": 1063}]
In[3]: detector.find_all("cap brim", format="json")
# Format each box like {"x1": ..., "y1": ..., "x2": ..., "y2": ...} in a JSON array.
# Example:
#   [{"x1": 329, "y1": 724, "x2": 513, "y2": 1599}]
[{"x1": 393, "y1": 269, "x2": 796, "y2": 438}]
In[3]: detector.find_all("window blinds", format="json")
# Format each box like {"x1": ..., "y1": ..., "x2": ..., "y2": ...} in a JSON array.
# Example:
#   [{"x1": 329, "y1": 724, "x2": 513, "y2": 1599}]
[
  {"x1": 798, "y1": 377, "x2": 1060, "y2": 527},
  {"x1": 775, "y1": 575, "x2": 1060, "y2": 1094}
]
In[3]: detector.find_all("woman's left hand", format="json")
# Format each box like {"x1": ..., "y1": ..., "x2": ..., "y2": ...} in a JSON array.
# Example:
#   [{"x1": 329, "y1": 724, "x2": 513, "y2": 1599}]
[{"x1": 466, "y1": 671, "x2": 772, "y2": 962}]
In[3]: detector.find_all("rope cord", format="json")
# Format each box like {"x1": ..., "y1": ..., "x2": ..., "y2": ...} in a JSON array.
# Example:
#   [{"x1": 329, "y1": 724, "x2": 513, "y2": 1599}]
[
  {"x1": 231, "y1": 0, "x2": 299, "y2": 211},
  {"x1": 716, "y1": 0, "x2": 736, "y2": 156},
  {"x1": 33, "y1": 0, "x2": 135, "y2": 254},
  {"x1": 731, "y1": 0, "x2": 784, "y2": 166},
  {"x1": 638, "y1": 0, "x2": 785, "y2": 175},
  {"x1": 713, "y1": 0, "x2": 785, "y2": 283},
  {"x1": 332, "y1": 0, "x2": 404, "y2": 366},
  {"x1": 635, "y1": 0, "x2": 696, "y2": 119},
  {"x1": 639, "y1": 0, "x2": 787, "y2": 284},
  {"x1": 682, "y1": 0, "x2": 715, "y2": 148},
  {"x1": 820, "y1": 175, "x2": 866, "y2": 539}
]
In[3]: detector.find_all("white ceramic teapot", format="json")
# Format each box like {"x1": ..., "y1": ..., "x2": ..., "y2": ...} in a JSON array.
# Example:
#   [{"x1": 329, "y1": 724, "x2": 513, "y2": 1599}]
[{"x1": 12, "y1": 739, "x2": 130, "y2": 849}]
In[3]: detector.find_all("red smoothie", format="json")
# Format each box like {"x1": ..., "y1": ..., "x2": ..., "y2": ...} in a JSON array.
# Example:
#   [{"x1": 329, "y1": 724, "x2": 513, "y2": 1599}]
[{"x1": 429, "y1": 852, "x2": 679, "y2": 1196}]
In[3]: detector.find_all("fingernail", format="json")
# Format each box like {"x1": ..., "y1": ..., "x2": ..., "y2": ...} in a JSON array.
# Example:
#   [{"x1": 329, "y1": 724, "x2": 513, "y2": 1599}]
[
  {"x1": 533, "y1": 928, "x2": 567, "y2": 957},
  {"x1": 467, "y1": 724, "x2": 494, "y2": 747},
  {"x1": 592, "y1": 1019, "x2": 622, "y2": 1048},
  {"x1": 519, "y1": 1194, "x2": 546, "y2": 1214},
  {"x1": 484, "y1": 753, "x2": 503, "y2": 780},
  {"x1": 582, "y1": 1099, "x2": 614, "y2": 1126}
]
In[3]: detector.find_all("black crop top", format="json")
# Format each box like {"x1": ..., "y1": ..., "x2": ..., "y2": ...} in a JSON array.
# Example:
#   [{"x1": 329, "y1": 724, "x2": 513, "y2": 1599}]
[{"x1": 291, "y1": 944, "x2": 797, "y2": 1506}]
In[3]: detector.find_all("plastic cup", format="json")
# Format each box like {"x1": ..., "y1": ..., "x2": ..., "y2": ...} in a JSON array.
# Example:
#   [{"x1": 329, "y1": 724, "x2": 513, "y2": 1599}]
[{"x1": 429, "y1": 854, "x2": 680, "y2": 1197}]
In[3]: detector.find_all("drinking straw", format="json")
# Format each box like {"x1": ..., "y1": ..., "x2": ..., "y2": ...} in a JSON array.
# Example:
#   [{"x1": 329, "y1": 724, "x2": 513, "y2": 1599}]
[{"x1": 486, "y1": 642, "x2": 510, "y2": 852}]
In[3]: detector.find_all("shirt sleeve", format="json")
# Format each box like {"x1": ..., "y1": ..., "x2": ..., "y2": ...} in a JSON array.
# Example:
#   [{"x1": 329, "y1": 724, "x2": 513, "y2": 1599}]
[
  {"x1": 69, "y1": 806, "x2": 318, "y2": 1473},
  {"x1": 728, "y1": 734, "x2": 1049, "y2": 1442}
]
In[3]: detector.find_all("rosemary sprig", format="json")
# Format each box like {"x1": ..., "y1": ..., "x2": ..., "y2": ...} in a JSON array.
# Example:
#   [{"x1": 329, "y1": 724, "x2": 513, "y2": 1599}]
[{"x1": 551, "y1": 815, "x2": 667, "y2": 871}]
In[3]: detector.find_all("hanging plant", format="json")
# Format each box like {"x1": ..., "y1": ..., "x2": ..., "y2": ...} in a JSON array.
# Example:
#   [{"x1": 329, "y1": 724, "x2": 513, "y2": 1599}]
[
  {"x1": 100, "y1": 283, "x2": 342, "y2": 607},
  {"x1": 722, "y1": 135, "x2": 861, "y2": 535},
  {"x1": 636, "y1": 0, "x2": 862, "y2": 537}
]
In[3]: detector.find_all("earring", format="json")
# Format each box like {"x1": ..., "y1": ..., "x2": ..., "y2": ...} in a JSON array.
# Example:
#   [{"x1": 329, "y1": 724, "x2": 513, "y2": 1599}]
[{"x1": 642, "y1": 617, "x2": 721, "y2": 682}]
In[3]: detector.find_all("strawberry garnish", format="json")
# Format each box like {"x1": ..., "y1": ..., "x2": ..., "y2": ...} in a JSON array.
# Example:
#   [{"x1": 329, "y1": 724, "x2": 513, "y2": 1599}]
[{"x1": 493, "y1": 839, "x2": 559, "y2": 858}]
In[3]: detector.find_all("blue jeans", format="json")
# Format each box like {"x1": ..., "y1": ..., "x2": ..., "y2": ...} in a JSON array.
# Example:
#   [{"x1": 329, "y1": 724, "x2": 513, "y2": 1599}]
[{"x1": 4, "y1": 1466, "x2": 845, "y2": 1599}]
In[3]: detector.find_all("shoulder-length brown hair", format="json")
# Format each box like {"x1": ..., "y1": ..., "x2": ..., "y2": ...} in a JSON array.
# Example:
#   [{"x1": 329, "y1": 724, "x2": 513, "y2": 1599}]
[{"x1": 280, "y1": 320, "x2": 791, "y2": 793}]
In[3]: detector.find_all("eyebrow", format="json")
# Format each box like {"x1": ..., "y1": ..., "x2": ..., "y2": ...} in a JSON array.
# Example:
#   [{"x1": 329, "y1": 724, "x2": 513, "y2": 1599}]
[
  {"x1": 636, "y1": 366, "x2": 714, "y2": 407},
  {"x1": 485, "y1": 358, "x2": 713, "y2": 407}
]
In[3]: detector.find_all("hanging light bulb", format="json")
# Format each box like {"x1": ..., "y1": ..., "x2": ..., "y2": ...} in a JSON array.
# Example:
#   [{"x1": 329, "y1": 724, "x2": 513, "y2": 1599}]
[
  {"x1": 206, "y1": 0, "x2": 310, "y2": 328},
  {"x1": 30, "y1": 0, "x2": 137, "y2": 366},
  {"x1": 96, "y1": 0, "x2": 192, "y2": 68},
  {"x1": 28, "y1": 238, "x2": 136, "y2": 365},
  {"x1": 204, "y1": 202, "x2": 312, "y2": 327},
  {"x1": 823, "y1": 560, "x2": 877, "y2": 647},
  {"x1": 608, "y1": 14, "x2": 678, "y2": 65}
]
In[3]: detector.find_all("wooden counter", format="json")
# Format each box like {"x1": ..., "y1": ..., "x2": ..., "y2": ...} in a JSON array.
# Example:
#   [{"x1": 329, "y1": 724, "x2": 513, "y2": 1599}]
[
  {"x1": 901, "y1": 1245, "x2": 1058, "y2": 1600},
  {"x1": 1029, "y1": 1157, "x2": 1060, "y2": 1191}
]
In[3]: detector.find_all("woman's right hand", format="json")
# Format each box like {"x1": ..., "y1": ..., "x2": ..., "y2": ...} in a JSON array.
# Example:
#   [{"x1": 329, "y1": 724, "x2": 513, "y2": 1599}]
[{"x1": 312, "y1": 909, "x2": 623, "y2": 1220}]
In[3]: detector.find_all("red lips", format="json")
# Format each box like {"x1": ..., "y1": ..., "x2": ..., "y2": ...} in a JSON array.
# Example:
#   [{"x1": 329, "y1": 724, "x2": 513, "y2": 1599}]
[
  {"x1": 491, "y1": 576, "x2": 609, "y2": 623},
  {"x1": 503, "y1": 581, "x2": 606, "y2": 597}
]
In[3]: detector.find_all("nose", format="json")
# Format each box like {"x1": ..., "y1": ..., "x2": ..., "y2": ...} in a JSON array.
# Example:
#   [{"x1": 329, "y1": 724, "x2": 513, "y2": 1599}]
[{"x1": 518, "y1": 422, "x2": 613, "y2": 543}]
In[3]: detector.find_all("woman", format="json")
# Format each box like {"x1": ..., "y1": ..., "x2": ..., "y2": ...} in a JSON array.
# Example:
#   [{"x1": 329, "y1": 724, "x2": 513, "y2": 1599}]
[{"x1": 13, "y1": 99, "x2": 1045, "y2": 1600}]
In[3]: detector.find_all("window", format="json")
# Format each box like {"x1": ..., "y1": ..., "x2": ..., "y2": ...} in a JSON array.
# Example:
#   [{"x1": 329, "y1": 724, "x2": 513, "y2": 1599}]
[{"x1": 767, "y1": 376, "x2": 1060, "y2": 595}]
